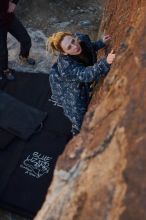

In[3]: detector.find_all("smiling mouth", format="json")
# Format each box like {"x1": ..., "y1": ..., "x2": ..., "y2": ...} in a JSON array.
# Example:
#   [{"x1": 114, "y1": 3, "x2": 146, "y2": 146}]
[{"x1": 76, "y1": 46, "x2": 81, "y2": 53}]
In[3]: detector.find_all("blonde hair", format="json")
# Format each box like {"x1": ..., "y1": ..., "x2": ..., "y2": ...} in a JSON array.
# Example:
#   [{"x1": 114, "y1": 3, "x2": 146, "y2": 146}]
[{"x1": 47, "y1": 31, "x2": 73, "y2": 54}]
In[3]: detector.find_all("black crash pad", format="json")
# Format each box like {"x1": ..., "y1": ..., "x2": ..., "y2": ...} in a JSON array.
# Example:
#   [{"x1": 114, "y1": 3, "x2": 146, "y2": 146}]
[{"x1": 0, "y1": 71, "x2": 72, "y2": 218}]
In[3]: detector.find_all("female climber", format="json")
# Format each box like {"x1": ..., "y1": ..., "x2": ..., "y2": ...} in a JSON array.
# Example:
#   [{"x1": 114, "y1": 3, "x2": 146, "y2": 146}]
[{"x1": 47, "y1": 32, "x2": 115, "y2": 135}]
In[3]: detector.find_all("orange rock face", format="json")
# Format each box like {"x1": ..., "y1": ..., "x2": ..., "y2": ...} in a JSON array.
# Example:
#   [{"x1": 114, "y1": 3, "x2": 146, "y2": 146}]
[{"x1": 35, "y1": 0, "x2": 146, "y2": 219}]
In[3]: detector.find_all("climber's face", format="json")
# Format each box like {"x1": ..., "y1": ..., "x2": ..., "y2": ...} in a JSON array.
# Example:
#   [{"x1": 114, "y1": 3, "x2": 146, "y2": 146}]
[{"x1": 60, "y1": 35, "x2": 82, "y2": 55}]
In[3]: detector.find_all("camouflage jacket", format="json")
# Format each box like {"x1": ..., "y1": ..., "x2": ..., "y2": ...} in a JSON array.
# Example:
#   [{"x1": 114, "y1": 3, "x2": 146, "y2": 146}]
[{"x1": 49, "y1": 33, "x2": 111, "y2": 133}]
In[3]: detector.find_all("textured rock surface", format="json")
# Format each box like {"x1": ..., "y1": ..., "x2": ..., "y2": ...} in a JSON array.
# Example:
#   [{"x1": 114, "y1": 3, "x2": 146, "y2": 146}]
[{"x1": 34, "y1": 0, "x2": 146, "y2": 220}]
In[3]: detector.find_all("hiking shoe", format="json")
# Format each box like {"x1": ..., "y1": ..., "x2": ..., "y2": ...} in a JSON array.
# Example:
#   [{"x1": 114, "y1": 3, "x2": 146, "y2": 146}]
[
  {"x1": 3, "y1": 69, "x2": 15, "y2": 81},
  {"x1": 19, "y1": 55, "x2": 35, "y2": 65}
]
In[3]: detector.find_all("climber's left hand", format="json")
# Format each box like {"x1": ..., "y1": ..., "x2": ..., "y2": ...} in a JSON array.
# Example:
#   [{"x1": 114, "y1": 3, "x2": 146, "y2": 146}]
[{"x1": 102, "y1": 35, "x2": 111, "y2": 43}]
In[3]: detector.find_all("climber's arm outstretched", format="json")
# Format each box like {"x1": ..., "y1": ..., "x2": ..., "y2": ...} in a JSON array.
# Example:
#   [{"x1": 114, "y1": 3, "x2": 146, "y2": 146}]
[{"x1": 92, "y1": 35, "x2": 111, "y2": 52}]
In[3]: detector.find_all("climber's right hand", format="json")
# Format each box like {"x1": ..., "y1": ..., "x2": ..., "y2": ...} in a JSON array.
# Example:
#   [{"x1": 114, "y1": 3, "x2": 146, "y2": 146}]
[{"x1": 106, "y1": 50, "x2": 116, "y2": 64}]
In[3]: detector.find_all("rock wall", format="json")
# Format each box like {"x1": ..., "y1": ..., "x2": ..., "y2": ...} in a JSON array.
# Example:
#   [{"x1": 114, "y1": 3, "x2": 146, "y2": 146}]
[{"x1": 34, "y1": 0, "x2": 146, "y2": 220}]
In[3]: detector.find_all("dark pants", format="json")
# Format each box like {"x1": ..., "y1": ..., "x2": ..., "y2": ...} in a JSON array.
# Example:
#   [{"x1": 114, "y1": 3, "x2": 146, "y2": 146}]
[{"x1": 0, "y1": 15, "x2": 31, "y2": 71}]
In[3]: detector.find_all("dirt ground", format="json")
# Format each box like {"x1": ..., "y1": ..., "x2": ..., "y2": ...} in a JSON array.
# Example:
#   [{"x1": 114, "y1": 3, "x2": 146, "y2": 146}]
[
  {"x1": 4, "y1": 0, "x2": 106, "y2": 74},
  {"x1": 17, "y1": 0, "x2": 106, "y2": 36}
]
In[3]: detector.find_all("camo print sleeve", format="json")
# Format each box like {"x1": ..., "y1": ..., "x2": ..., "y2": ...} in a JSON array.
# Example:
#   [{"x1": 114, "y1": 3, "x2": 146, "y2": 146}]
[
  {"x1": 58, "y1": 56, "x2": 110, "y2": 83},
  {"x1": 91, "y1": 39, "x2": 105, "y2": 51}
]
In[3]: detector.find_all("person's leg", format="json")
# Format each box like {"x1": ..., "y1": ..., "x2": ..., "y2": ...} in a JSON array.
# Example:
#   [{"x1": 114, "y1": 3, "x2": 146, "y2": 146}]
[
  {"x1": 8, "y1": 15, "x2": 35, "y2": 65},
  {"x1": 0, "y1": 26, "x2": 14, "y2": 80},
  {"x1": 0, "y1": 26, "x2": 8, "y2": 80}
]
